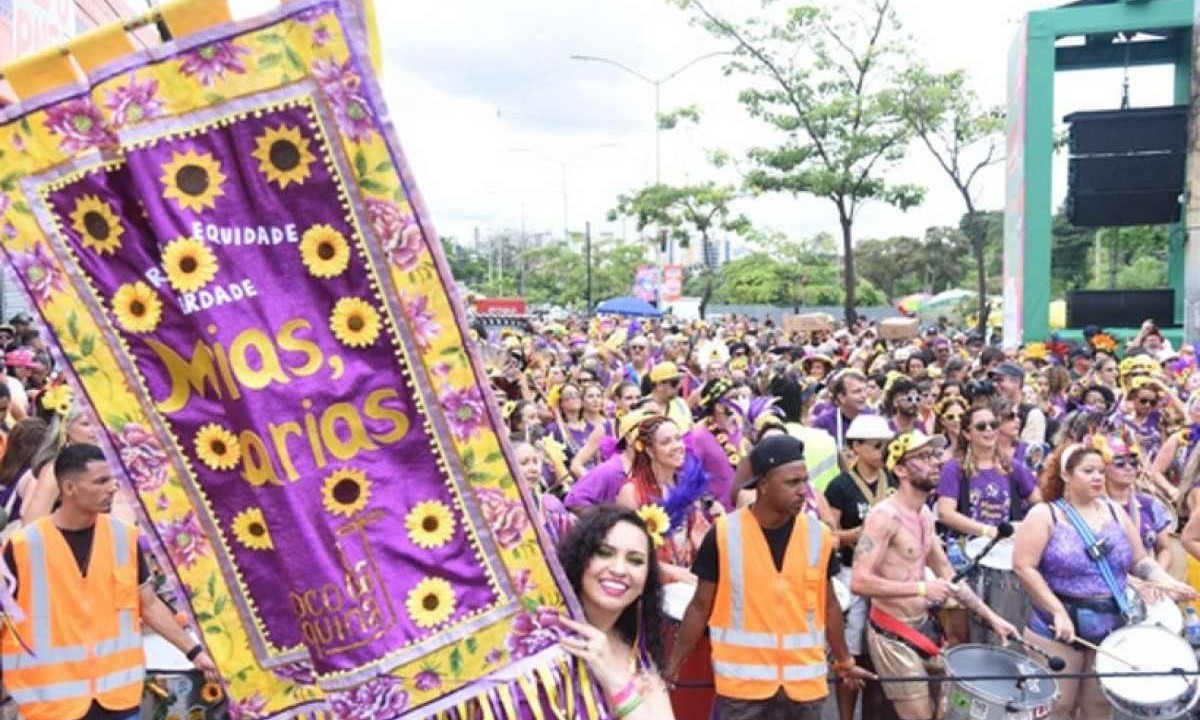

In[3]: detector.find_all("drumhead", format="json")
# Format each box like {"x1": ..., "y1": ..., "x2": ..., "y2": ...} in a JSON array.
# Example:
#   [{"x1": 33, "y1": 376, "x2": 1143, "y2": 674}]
[
  {"x1": 964, "y1": 534, "x2": 1016, "y2": 571},
  {"x1": 1138, "y1": 597, "x2": 1185, "y2": 636},
  {"x1": 1096, "y1": 626, "x2": 1198, "y2": 706},
  {"x1": 661, "y1": 582, "x2": 696, "y2": 621},
  {"x1": 944, "y1": 644, "x2": 1057, "y2": 705}
]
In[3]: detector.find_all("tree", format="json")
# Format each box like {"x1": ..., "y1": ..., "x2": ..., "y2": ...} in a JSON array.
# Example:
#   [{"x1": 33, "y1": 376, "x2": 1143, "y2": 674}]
[
  {"x1": 900, "y1": 66, "x2": 1004, "y2": 335},
  {"x1": 675, "y1": 0, "x2": 923, "y2": 323},
  {"x1": 609, "y1": 182, "x2": 750, "y2": 317}
]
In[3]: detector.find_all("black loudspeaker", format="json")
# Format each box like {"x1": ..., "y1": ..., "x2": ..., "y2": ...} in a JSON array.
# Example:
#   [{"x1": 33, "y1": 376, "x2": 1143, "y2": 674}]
[
  {"x1": 1065, "y1": 105, "x2": 1188, "y2": 227},
  {"x1": 1065, "y1": 289, "x2": 1175, "y2": 328}
]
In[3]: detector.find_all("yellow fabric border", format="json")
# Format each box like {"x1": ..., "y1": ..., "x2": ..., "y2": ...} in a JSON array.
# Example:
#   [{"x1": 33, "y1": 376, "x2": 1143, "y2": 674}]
[
  {"x1": 68, "y1": 23, "x2": 136, "y2": 75},
  {"x1": 2, "y1": 47, "x2": 80, "y2": 99},
  {"x1": 160, "y1": 0, "x2": 234, "y2": 39}
]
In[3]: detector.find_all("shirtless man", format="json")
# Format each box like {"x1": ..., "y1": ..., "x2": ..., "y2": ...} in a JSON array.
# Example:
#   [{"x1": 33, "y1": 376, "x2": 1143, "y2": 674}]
[{"x1": 851, "y1": 430, "x2": 1016, "y2": 720}]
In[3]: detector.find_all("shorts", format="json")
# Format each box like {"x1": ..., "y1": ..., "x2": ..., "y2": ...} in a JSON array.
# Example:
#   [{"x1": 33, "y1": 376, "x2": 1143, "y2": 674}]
[
  {"x1": 718, "y1": 689, "x2": 825, "y2": 720},
  {"x1": 866, "y1": 612, "x2": 945, "y2": 702},
  {"x1": 838, "y1": 566, "x2": 868, "y2": 656}
]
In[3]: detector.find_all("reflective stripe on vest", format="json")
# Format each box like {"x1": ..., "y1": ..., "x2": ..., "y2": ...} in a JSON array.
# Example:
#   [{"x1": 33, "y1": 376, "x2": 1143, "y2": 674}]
[
  {"x1": 711, "y1": 510, "x2": 831, "y2": 701},
  {"x1": 1, "y1": 517, "x2": 145, "y2": 720}
]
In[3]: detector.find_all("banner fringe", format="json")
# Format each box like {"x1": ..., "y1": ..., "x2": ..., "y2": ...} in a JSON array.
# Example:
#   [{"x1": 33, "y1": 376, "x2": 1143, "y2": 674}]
[{"x1": 427, "y1": 658, "x2": 607, "y2": 720}]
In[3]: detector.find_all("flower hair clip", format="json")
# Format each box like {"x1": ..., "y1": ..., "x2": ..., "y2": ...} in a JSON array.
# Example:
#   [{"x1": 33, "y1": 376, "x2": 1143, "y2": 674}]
[
  {"x1": 636, "y1": 504, "x2": 669, "y2": 548},
  {"x1": 40, "y1": 381, "x2": 73, "y2": 417}
]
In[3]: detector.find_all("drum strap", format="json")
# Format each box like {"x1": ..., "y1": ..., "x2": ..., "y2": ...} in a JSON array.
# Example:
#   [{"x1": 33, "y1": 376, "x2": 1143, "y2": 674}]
[
  {"x1": 868, "y1": 604, "x2": 941, "y2": 658},
  {"x1": 1055, "y1": 499, "x2": 1133, "y2": 620}
]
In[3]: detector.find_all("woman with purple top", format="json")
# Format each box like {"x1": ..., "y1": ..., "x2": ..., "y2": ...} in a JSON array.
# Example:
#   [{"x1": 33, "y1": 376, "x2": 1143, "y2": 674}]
[
  {"x1": 1014, "y1": 443, "x2": 1196, "y2": 720},
  {"x1": 546, "y1": 382, "x2": 599, "y2": 480},
  {"x1": 1099, "y1": 433, "x2": 1172, "y2": 570}
]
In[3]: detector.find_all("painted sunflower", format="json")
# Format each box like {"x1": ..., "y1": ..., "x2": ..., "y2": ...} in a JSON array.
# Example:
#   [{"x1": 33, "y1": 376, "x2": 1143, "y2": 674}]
[
  {"x1": 161, "y1": 149, "x2": 227, "y2": 212},
  {"x1": 329, "y1": 297, "x2": 381, "y2": 348},
  {"x1": 162, "y1": 236, "x2": 219, "y2": 293},
  {"x1": 405, "y1": 577, "x2": 456, "y2": 629},
  {"x1": 636, "y1": 504, "x2": 669, "y2": 548},
  {"x1": 320, "y1": 468, "x2": 371, "y2": 518},
  {"x1": 299, "y1": 224, "x2": 350, "y2": 278},
  {"x1": 231, "y1": 507, "x2": 273, "y2": 551},
  {"x1": 251, "y1": 125, "x2": 316, "y2": 188},
  {"x1": 69, "y1": 194, "x2": 123, "y2": 255},
  {"x1": 404, "y1": 500, "x2": 455, "y2": 549},
  {"x1": 201, "y1": 682, "x2": 223, "y2": 704},
  {"x1": 39, "y1": 384, "x2": 73, "y2": 417},
  {"x1": 111, "y1": 281, "x2": 163, "y2": 334},
  {"x1": 194, "y1": 423, "x2": 240, "y2": 471}
]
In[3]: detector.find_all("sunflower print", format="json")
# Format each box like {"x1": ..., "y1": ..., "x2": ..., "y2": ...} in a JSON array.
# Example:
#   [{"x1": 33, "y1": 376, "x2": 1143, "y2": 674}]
[
  {"x1": 201, "y1": 682, "x2": 223, "y2": 704},
  {"x1": 111, "y1": 281, "x2": 163, "y2": 334},
  {"x1": 404, "y1": 500, "x2": 455, "y2": 549},
  {"x1": 69, "y1": 195, "x2": 123, "y2": 255},
  {"x1": 252, "y1": 125, "x2": 316, "y2": 188},
  {"x1": 39, "y1": 384, "x2": 73, "y2": 417},
  {"x1": 329, "y1": 297, "x2": 381, "y2": 348},
  {"x1": 161, "y1": 149, "x2": 227, "y2": 212},
  {"x1": 162, "y1": 237, "x2": 219, "y2": 293},
  {"x1": 299, "y1": 224, "x2": 350, "y2": 278},
  {"x1": 194, "y1": 423, "x2": 241, "y2": 471},
  {"x1": 320, "y1": 468, "x2": 371, "y2": 518},
  {"x1": 231, "y1": 507, "x2": 273, "y2": 551},
  {"x1": 405, "y1": 577, "x2": 457, "y2": 629}
]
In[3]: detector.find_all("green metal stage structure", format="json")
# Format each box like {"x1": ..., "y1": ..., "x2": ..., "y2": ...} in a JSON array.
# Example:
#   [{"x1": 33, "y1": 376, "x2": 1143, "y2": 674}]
[{"x1": 1005, "y1": 0, "x2": 1191, "y2": 344}]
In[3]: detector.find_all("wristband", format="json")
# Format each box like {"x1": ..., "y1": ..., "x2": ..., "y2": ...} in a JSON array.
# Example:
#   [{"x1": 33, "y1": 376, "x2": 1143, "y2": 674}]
[
  {"x1": 186, "y1": 643, "x2": 204, "y2": 661},
  {"x1": 916, "y1": 581, "x2": 926, "y2": 598},
  {"x1": 615, "y1": 693, "x2": 644, "y2": 719},
  {"x1": 610, "y1": 677, "x2": 638, "y2": 708}
]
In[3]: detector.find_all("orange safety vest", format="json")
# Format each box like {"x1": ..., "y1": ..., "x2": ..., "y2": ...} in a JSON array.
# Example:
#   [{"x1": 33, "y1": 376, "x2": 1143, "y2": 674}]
[
  {"x1": 709, "y1": 507, "x2": 834, "y2": 702},
  {"x1": 1, "y1": 515, "x2": 144, "y2": 720}
]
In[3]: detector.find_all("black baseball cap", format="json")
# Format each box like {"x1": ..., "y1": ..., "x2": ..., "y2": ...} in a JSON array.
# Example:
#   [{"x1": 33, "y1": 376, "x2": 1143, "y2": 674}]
[{"x1": 743, "y1": 435, "x2": 806, "y2": 489}]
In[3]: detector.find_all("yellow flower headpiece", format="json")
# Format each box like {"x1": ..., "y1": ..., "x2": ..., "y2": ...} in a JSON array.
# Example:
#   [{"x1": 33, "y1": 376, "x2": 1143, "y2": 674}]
[
  {"x1": 885, "y1": 432, "x2": 917, "y2": 471},
  {"x1": 40, "y1": 383, "x2": 73, "y2": 417},
  {"x1": 636, "y1": 504, "x2": 669, "y2": 548},
  {"x1": 1022, "y1": 342, "x2": 1048, "y2": 362},
  {"x1": 1091, "y1": 333, "x2": 1118, "y2": 353},
  {"x1": 502, "y1": 401, "x2": 518, "y2": 420},
  {"x1": 934, "y1": 396, "x2": 968, "y2": 418},
  {"x1": 881, "y1": 370, "x2": 911, "y2": 397},
  {"x1": 547, "y1": 383, "x2": 564, "y2": 409}
]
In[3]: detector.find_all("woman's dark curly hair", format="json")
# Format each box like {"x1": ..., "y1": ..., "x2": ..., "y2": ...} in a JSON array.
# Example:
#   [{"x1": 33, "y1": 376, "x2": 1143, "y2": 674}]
[{"x1": 557, "y1": 505, "x2": 666, "y2": 673}]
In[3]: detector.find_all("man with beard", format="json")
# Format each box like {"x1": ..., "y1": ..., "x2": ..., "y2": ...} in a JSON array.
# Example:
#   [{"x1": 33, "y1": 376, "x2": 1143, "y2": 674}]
[
  {"x1": 883, "y1": 376, "x2": 920, "y2": 435},
  {"x1": 851, "y1": 430, "x2": 1016, "y2": 720}
]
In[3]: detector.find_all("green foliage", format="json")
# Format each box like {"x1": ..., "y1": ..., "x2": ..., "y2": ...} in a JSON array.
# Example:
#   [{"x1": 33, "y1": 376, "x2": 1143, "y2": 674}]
[
  {"x1": 657, "y1": 104, "x2": 702, "y2": 130},
  {"x1": 898, "y1": 64, "x2": 1004, "y2": 332},
  {"x1": 609, "y1": 181, "x2": 751, "y2": 316},
  {"x1": 676, "y1": 0, "x2": 923, "y2": 321}
]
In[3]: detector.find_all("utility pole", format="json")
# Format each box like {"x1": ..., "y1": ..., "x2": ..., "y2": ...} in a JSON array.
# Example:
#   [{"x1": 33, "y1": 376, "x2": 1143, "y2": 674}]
[
  {"x1": 518, "y1": 205, "x2": 526, "y2": 296},
  {"x1": 585, "y1": 222, "x2": 593, "y2": 315}
]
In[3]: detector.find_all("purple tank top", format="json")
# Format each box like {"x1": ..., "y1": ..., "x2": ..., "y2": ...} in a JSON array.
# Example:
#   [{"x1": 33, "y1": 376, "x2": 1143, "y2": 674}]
[{"x1": 1038, "y1": 502, "x2": 1133, "y2": 598}]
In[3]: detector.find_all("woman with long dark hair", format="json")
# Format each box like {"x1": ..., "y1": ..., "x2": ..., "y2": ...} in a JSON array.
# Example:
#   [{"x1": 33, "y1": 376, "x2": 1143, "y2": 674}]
[
  {"x1": 0, "y1": 418, "x2": 48, "y2": 522},
  {"x1": 557, "y1": 505, "x2": 673, "y2": 720}
]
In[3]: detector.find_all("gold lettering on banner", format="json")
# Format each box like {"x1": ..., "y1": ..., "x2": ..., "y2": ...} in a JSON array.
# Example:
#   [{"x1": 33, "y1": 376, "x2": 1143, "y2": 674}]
[{"x1": 292, "y1": 511, "x2": 396, "y2": 657}]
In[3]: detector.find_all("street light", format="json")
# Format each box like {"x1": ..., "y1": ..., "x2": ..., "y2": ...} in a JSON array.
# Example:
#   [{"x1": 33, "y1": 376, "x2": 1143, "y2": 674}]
[
  {"x1": 507, "y1": 143, "x2": 618, "y2": 243},
  {"x1": 569, "y1": 51, "x2": 728, "y2": 185}
]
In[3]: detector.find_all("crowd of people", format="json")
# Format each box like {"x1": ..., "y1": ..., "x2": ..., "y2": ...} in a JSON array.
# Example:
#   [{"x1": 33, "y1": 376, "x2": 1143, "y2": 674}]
[
  {"x1": 484, "y1": 311, "x2": 1200, "y2": 720},
  {"x1": 5, "y1": 303, "x2": 1200, "y2": 720}
]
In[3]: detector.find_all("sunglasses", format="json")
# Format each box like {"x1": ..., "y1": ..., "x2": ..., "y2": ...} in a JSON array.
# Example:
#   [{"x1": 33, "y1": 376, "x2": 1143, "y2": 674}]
[
  {"x1": 1111, "y1": 455, "x2": 1139, "y2": 469},
  {"x1": 662, "y1": 378, "x2": 681, "y2": 387},
  {"x1": 732, "y1": 350, "x2": 747, "y2": 357},
  {"x1": 942, "y1": 413, "x2": 963, "y2": 423},
  {"x1": 631, "y1": 346, "x2": 648, "y2": 351},
  {"x1": 971, "y1": 420, "x2": 999, "y2": 432},
  {"x1": 1136, "y1": 396, "x2": 1158, "y2": 406}
]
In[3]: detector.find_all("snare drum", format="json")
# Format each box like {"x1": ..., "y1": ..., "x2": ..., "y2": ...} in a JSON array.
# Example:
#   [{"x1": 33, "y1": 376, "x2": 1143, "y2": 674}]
[
  {"x1": 1135, "y1": 596, "x2": 1184, "y2": 636},
  {"x1": 943, "y1": 644, "x2": 1057, "y2": 720},
  {"x1": 1096, "y1": 625, "x2": 1199, "y2": 720}
]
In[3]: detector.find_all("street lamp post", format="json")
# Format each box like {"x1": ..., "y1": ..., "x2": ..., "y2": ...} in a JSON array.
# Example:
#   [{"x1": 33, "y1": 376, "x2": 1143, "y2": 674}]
[
  {"x1": 569, "y1": 51, "x2": 728, "y2": 185},
  {"x1": 507, "y1": 143, "x2": 617, "y2": 243}
]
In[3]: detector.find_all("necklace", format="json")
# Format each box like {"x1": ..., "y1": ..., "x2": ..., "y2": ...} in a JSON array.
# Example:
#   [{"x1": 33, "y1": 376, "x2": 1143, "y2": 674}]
[{"x1": 702, "y1": 417, "x2": 743, "y2": 467}]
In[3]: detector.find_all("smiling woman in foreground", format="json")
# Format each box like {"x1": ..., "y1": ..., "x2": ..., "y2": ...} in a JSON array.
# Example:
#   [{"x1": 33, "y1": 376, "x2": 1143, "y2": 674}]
[{"x1": 557, "y1": 505, "x2": 675, "y2": 719}]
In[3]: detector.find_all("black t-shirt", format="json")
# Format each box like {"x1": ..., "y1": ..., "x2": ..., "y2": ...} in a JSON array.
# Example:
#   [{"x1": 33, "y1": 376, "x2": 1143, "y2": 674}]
[
  {"x1": 4, "y1": 523, "x2": 149, "y2": 720},
  {"x1": 692, "y1": 514, "x2": 840, "y2": 584},
  {"x1": 824, "y1": 470, "x2": 895, "y2": 567}
]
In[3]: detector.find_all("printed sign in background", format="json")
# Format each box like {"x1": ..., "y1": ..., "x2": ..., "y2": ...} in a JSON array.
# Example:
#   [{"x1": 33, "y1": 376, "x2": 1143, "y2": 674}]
[{"x1": 0, "y1": 0, "x2": 602, "y2": 717}]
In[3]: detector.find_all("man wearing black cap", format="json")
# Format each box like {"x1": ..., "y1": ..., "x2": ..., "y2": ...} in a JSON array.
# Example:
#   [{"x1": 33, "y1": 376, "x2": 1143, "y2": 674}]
[
  {"x1": 991, "y1": 361, "x2": 1046, "y2": 445},
  {"x1": 668, "y1": 435, "x2": 871, "y2": 720}
]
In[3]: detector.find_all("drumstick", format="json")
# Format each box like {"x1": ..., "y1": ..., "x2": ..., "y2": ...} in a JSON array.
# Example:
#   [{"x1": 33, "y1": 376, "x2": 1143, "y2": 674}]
[
  {"x1": 1007, "y1": 635, "x2": 1066, "y2": 672},
  {"x1": 1056, "y1": 631, "x2": 1142, "y2": 671}
]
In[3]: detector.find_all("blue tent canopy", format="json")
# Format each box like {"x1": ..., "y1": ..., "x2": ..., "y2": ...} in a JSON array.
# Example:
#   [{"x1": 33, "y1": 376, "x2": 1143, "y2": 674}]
[{"x1": 594, "y1": 296, "x2": 662, "y2": 317}]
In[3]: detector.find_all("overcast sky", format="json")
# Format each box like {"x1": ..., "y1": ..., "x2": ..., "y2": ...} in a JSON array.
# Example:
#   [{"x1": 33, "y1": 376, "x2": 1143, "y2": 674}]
[{"x1": 239, "y1": 0, "x2": 1176, "y2": 252}]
